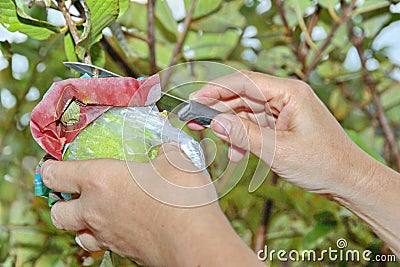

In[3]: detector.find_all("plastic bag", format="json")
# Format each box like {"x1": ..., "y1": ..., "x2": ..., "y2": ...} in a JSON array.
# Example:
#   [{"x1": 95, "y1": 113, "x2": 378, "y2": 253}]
[{"x1": 64, "y1": 106, "x2": 206, "y2": 171}]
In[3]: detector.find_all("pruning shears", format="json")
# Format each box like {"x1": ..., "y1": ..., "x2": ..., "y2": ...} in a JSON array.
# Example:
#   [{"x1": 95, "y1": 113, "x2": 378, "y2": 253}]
[{"x1": 64, "y1": 62, "x2": 221, "y2": 126}]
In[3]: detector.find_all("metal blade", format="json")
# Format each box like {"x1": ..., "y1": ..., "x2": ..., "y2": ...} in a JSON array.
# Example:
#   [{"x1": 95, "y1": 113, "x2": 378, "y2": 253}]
[{"x1": 64, "y1": 62, "x2": 123, "y2": 78}]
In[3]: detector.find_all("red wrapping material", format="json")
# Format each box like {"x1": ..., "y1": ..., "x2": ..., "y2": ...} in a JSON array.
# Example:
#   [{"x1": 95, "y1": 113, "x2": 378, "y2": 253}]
[{"x1": 30, "y1": 75, "x2": 160, "y2": 160}]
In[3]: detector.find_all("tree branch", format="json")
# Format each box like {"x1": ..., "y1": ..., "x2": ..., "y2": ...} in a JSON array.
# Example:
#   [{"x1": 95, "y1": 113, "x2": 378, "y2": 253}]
[
  {"x1": 168, "y1": 0, "x2": 197, "y2": 67},
  {"x1": 252, "y1": 173, "x2": 278, "y2": 252},
  {"x1": 304, "y1": 1, "x2": 357, "y2": 78},
  {"x1": 57, "y1": 0, "x2": 80, "y2": 44},
  {"x1": 100, "y1": 38, "x2": 139, "y2": 78},
  {"x1": 123, "y1": 31, "x2": 150, "y2": 44},
  {"x1": 350, "y1": 24, "x2": 400, "y2": 170},
  {"x1": 147, "y1": 0, "x2": 157, "y2": 74}
]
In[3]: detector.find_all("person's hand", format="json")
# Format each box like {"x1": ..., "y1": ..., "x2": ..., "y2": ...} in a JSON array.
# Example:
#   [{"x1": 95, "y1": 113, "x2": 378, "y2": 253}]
[
  {"x1": 40, "y1": 144, "x2": 264, "y2": 267},
  {"x1": 189, "y1": 71, "x2": 376, "y2": 196}
]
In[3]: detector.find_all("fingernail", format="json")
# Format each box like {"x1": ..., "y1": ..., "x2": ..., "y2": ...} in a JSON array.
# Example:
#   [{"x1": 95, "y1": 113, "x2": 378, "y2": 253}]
[
  {"x1": 75, "y1": 236, "x2": 88, "y2": 251},
  {"x1": 189, "y1": 92, "x2": 211, "y2": 102},
  {"x1": 40, "y1": 160, "x2": 55, "y2": 176},
  {"x1": 212, "y1": 116, "x2": 232, "y2": 137}
]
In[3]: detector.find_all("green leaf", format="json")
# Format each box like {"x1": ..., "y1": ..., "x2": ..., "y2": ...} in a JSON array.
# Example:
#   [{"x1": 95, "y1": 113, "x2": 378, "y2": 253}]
[
  {"x1": 33, "y1": 0, "x2": 52, "y2": 8},
  {"x1": 0, "y1": 41, "x2": 12, "y2": 58},
  {"x1": 0, "y1": 0, "x2": 54, "y2": 40},
  {"x1": 34, "y1": 254, "x2": 60, "y2": 267},
  {"x1": 14, "y1": 0, "x2": 61, "y2": 33},
  {"x1": 255, "y1": 47, "x2": 299, "y2": 77},
  {"x1": 183, "y1": 29, "x2": 240, "y2": 60},
  {"x1": 316, "y1": 0, "x2": 340, "y2": 9},
  {"x1": 303, "y1": 211, "x2": 337, "y2": 249},
  {"x1": 184, "y1": 0, "x2": 223, "y2": 19},
  {"x1": 90, "y1": 42, "x2": 106, "y2": 68},
  {"x1": 100, "y1": 251, "x2": 114, "y2": 267},
  {"x1": 75, "y1": 0, "x2": 119, "y2": 60},
  {"x1": 155, "y1": 0, "x2": 178, "y2": 36},
  {"x1": 328, "y1": 88, "x2": 352, "y2": 120},
  {"x1": 191, "y1": 1, "x2": 245, "y2": 33},
  {"x1": 64, "y1": 32, "x2": 78, "y2": 63},
  {"x1": 118, "y1": 0, "x2": 129, "y2": 18},
  {"x1": 118, "y1": 2, "x2": 147, "y2": 31}
]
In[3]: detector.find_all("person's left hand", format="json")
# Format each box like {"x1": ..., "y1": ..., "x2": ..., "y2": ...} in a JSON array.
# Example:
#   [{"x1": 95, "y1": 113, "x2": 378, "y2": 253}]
[
  {"x1": 40, "y1": 144, "x2": 210, "y2": 265},
  {"x1": 40, "y1": 144, "x2": 262, "y2": 267}
]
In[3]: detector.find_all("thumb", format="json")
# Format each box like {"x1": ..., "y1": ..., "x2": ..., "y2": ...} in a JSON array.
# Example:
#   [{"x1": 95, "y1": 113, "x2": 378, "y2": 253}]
[{"x1": 211, "y1": 114, "x2": 275, "y2": 164}]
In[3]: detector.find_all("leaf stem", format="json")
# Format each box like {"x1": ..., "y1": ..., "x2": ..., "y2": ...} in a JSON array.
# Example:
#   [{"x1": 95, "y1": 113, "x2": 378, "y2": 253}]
[
  {"x1": 168, "y1": 0, "x2": 197, "y2": 67},
  {"x1": 304, "y1": 0, "x2": 357, "y2": 79},
  {"x1": 252, "y1": 173, "x2": 278, "y2": 252},
  {"x1": 147, "y1": 0, "x2": 157, "y2": 74},
  {"x1": 57, "y1": 0, "x2": 80, "y2": 44}
]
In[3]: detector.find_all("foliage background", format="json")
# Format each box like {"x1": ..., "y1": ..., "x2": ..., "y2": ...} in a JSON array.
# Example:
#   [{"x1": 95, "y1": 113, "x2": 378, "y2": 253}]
[{"x1": 0, "y1": 0, "x2": 400, "y2": 266}]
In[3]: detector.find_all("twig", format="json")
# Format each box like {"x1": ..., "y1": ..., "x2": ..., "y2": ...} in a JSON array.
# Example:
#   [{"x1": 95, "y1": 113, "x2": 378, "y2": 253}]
[
  {"x1": 293, "y1": 1, "x2": 318, "y2": 52},
  {"x1": 168, "y1": 0, "x2": 197, "y2": 67},
  {"x1": 298, "y1": 6, "x2": 320, "y2": 74},
  {"x1": 100, "y1": 38, "x2": 139, "y2": 78},
  {"x1": 147, "y1": 0, "x2": 157, "y2": 74},
  {"x1": 252, "y1": 173, "x2": 278, "y2": 252},
  {"x1": 274, "y1": 0, "x2": 304, "y2": 79},
  {"x1": 338, "y1": 85, "x2": 374, "y2": 119},
  {"x1": 123, "y1": 31, "x2": 150, "y2": 44},
  {"x1": 275, "y1": 0, "x2": 292, "y2": 38},
  {"x1": 350, "y1": 24, "x2": 400, "y2": 170},
  {"x1": 57, "y1": 0, "x2": 80, "y2": 44},
  {"x1": 304, "y1": 0, "x2": 357, "y2": 78}
]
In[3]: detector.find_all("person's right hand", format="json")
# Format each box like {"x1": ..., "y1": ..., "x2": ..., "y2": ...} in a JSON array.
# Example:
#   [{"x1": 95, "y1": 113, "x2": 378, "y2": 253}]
[{"x1": 189, "y1": 71, "x2": 376, "y2": 196}]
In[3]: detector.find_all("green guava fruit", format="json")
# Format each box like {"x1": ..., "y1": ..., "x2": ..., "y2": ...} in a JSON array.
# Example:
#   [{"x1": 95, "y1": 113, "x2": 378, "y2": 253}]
[{"x1": 63, "y1": 107, "x2": 162, "y2": 162}]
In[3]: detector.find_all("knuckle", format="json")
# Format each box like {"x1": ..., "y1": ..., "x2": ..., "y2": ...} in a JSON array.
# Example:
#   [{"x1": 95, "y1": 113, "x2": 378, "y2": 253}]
[
  {"x1": 50, "y1": 204, "x2": 63, "y2": 229},
  {"x1": 292, "y1": 80, "x2": 312, "y2": 95},
  {"x1": 233, "y1": 119, "x2": 250, "y2": 149},
  {"x1": 81, "y1": 209, "x2": 102, "y2": 231}
]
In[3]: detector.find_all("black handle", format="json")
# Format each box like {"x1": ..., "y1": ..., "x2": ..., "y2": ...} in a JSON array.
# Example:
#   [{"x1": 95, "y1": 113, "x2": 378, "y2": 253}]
[{"x1": 177, "y1": 100, "x2": 221, "y2": 126}]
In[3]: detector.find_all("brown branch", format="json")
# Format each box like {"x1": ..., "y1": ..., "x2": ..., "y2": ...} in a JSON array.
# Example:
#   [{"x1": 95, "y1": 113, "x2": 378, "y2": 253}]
[
  {"x1": 298, "y1": 6, "x2": 320, "y2": 75},
  {"x1": 304, "y1": 1, "x2": 357, "y2": 78},
  {"x1": 252, "y1": 173, "x2": 278, "y2": 252},
  {"x1": 123, "y1": 31, "x2": 150, "y2": 44},
  {"x1": 274, "y1": 0, "x2": 304, "y2": 80},
  {"x1": 168, "y1": 0, "x2": 197, "y2": 67},
  {"x1": 57, "y1": 0, "x2": 80, "y2": 44},
  {"x1": 147, "y1": 0, "x2": 157, "y2": 74},
  {"x1": 100, "y1": 38, "x2": 139, "y2": 78},
  {"x1": 350, "y1": 25, "x2": 400, "y2": 170},
  {"x1": 338, "y1": 85, "x2": 374, "y2": 119},
  {"x1": 275, "y1": 0, "x2": 299, "y2": 56}
]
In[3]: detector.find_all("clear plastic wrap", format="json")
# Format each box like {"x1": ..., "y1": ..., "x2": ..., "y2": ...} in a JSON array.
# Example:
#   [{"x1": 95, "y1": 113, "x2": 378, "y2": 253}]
[{"x1": 63, "y1": 106, "x2": 206, "y2": 170}]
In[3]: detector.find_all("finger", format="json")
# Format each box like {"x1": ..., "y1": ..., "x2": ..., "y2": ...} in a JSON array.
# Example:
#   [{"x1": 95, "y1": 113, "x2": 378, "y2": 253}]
[
  {"x1": 186, "y1": 121, "x2": 206, "y2": 131},
  {"x1": 51, "y1": 199, "x2": 85, "y2": 231},
  {"x1": 228, "y1": 145, "x2": 246, "y2": 162},
  {"x1": 190, "y1": 71, "x2": 268, "y2": 104},
  {"x1": 211, "y1": 114, "x2": 275, "y2": 164},
  {"x1": 76, "y1": 229, "x2": 102, "y2": 252},
  {"x1": 40, "y1": 160, "x2": 85, "y2": 193},
  {"x1": 207, "y1": 96, "x2": 267, "y2": 114}
]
